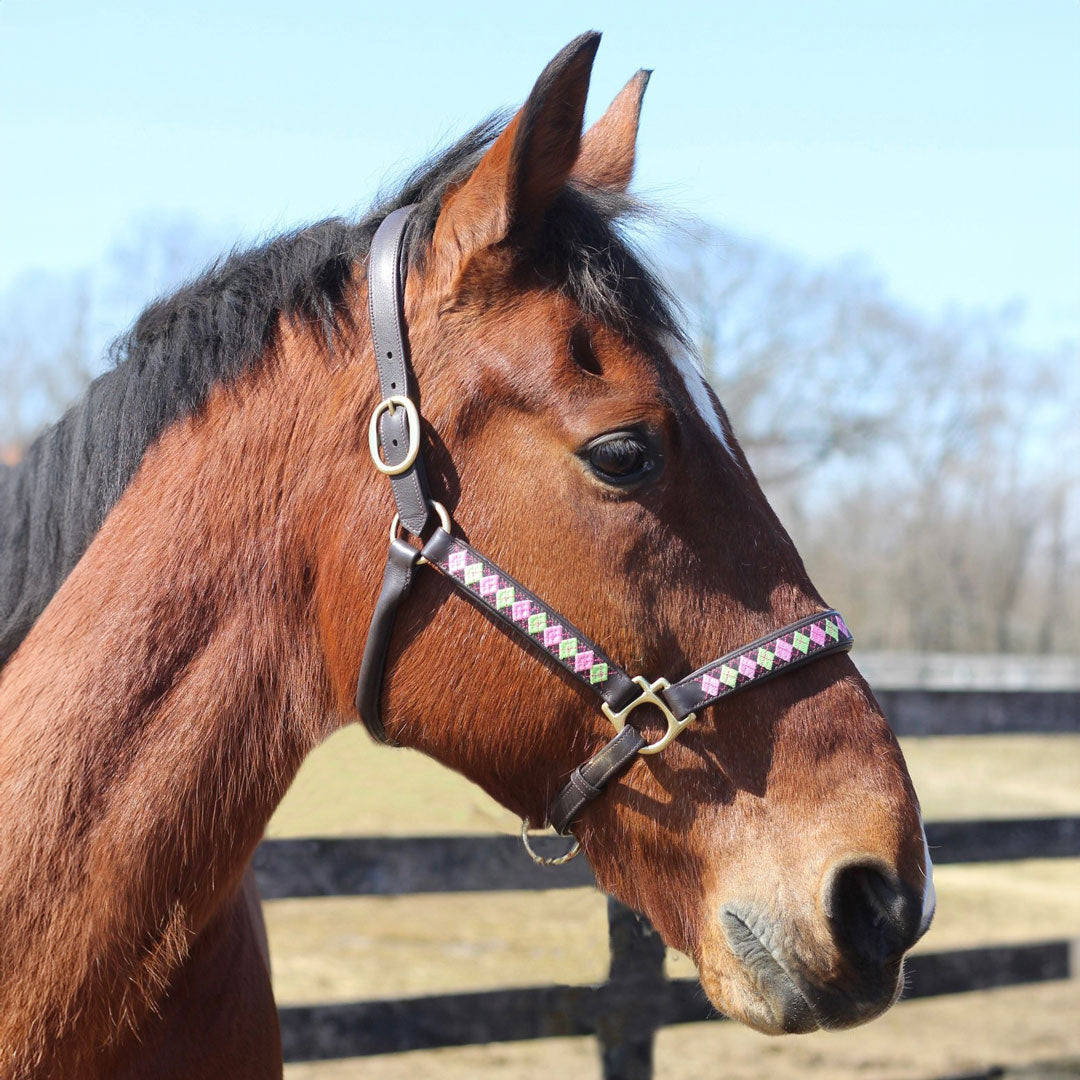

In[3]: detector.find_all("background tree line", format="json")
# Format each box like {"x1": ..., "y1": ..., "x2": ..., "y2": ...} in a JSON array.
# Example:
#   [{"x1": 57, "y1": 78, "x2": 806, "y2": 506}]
[{"x1": 2, "y1": 215, "x2": 1076, "y2": 653}]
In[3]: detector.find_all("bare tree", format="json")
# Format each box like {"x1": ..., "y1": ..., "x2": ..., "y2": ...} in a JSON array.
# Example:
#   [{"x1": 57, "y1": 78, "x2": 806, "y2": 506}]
[
  {"x1": 3, "y1": 215, "x2": 1076, "y2": 652},
  {"x1": 0, "y1": 272, "x2": 95, "y2": 448},
  {"x1": 0, "y1": 213, "x2": 230, "y2": 450},
  {"x1": 664, "y1": 225, "x2": 1079, "y2": 653}
]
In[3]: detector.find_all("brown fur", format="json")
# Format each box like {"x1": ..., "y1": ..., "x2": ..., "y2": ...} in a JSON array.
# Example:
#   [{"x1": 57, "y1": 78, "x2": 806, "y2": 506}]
[
  {"x1": 0, "y1": 32, "x2": 930, "y2": 1076},
  {"x1": 573, "y1": 69, "x2": 652, "y2": 191}
]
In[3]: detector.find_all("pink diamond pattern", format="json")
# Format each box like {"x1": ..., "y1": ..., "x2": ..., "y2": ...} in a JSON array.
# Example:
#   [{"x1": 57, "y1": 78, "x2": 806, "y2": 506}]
[
  {"x1": 436, "y1": 543, "x2": 621, "y2": 686},
  {"x1": 696, "y1": 615, "x2": 852, "y2": 703},
  {"x1": 437, "y1": 555, "x2": 849, "y2": 704}
]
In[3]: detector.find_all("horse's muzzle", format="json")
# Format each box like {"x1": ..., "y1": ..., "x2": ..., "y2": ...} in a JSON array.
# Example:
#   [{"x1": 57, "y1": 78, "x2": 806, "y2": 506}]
[{"x1": 719, "y1": 860, "x2": 927, "y2": 1033}]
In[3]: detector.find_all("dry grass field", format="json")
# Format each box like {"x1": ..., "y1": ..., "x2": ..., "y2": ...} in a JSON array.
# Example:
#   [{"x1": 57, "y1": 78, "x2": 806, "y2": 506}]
[{"x1": 267, "y1": 723, "x2": 1080, "y2": 1080}]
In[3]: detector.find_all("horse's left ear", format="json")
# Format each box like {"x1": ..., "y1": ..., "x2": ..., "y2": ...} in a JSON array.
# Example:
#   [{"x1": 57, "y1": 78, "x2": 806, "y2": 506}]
[
  {"x1": 432, "y1": 32, "x2": 600, "y2": 285},
  {"x1": 571, "y1": 69, "x2": 651, "y2": 192}
]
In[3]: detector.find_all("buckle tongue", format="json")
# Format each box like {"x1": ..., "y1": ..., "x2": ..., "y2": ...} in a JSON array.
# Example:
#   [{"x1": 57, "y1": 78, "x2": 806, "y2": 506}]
[
  {"x1": 600, "y1": 675, "x2": 697, "y2": 755},
  {"x1": 369, "y1": 394, "x2": 421, "y2": 476}
]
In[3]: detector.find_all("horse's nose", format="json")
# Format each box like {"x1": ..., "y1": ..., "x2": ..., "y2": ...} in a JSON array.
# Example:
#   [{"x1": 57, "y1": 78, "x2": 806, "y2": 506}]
[{"x1": 823, "y1": 859, "x2": 924, "y2": 965}]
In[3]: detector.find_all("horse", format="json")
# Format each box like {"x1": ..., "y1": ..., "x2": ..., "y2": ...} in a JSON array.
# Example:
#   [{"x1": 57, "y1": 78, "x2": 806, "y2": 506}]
[{"x1": 0, "y1": 32, "x2": 934, "y2": 1079}]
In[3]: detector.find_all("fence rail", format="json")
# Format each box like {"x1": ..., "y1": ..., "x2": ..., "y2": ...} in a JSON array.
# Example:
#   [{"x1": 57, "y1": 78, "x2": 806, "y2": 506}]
[
  {"x1": 253, "y1": 816, "x2": 1080, "y2": 899},
  {"x1": 261, "y1": 683, "x2": 1079, "y2": 1076},
  {"x1": 878, "y1": 689, "x2": 1080, "y2": 736},
  {"x1": 276, "y1": 937, "x2": 1078, "y2": 1064}
]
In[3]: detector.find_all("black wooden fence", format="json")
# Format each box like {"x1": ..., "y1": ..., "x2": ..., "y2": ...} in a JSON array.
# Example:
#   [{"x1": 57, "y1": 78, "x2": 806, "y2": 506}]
[{"x1": 254, "y1": 687, "x2": 1080, "y2": 1077}]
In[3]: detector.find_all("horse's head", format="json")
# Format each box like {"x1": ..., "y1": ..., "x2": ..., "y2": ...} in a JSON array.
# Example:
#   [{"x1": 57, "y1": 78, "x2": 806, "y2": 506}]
[{"x1": 318, "y1": 33, "x2": 934, "y2": 1034}]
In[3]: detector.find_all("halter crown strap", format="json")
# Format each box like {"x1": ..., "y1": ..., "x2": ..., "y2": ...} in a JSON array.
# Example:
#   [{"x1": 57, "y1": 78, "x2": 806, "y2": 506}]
[
  {"x1": 355, "y1": 207, "x2": 431, "y2": 740},
  {"x1": 367, "y1": 206, "x2": 432, "y2": 536},
  {"x1": 356, "y1": 202, "x2": 855, "y2": 840}
]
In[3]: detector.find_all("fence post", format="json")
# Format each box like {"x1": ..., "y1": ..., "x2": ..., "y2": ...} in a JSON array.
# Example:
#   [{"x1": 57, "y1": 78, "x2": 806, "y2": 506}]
[{"x1": 598, "y1": 898, "x2": 667, "y2": 1080}]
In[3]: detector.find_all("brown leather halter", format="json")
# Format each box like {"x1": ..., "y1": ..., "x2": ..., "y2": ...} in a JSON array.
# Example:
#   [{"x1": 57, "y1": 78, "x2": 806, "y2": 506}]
[{"x1": 356, "y1": 206, "x2": 853, "y2": 863}]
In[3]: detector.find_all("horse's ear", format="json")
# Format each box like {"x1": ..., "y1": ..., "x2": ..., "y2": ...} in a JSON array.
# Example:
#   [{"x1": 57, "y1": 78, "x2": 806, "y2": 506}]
[
  {"x1": 572, "y1": 69, "x2": 651, "y2": 192},
  {"x1": 432, "y1": 32, "x2": 600, "y2": 281}
]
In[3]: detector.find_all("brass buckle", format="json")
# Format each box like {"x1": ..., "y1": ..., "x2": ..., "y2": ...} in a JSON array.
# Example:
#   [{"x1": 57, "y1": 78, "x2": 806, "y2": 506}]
[
  {"x1": 368, "y1": 394, "x2": 421, "y2": 476},
  {"x1": 601, "y1": 676, "x2": 697, "y2": 756}
]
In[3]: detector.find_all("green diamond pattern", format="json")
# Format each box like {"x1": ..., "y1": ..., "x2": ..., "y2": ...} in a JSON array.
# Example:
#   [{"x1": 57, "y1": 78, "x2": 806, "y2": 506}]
[
  {"x1": 720, "y1": 665, "x2": 738, "y2": 688},
  {"x1": 792, "y1": 631, "x2": 810, "y2": 653},
  {"x1": 559, "y1": 637, "x2": 578, "y2": 659},
  {"x1": 825, "y1": 619, "x2": 839, "y2": 640},
  {"x1": 757, "y1": 647, "x2": 775, "y2": 670},
  {"x1": 589, "y1": 662, "x2": 608, "y2": 684},
  {"x1": 528, "y1": 612, "x2": 547, "y2": 635},
  {"x1": 464, "y1": 562, "x2": 483, "y2": 586},
  {"x1": 495, "y1": 587, "x2": 515, "y2": 610}
]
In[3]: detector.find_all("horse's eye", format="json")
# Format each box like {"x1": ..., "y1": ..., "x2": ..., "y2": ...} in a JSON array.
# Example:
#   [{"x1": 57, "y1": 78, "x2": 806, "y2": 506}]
[{"x1": 582, "y1": 431, "x2": 660, "y2": 487}]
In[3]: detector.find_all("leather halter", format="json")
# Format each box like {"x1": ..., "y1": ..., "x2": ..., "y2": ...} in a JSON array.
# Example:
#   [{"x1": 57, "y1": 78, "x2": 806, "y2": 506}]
[{"x1": 355, "y1": 205, "x2": 854, "y2": 851}]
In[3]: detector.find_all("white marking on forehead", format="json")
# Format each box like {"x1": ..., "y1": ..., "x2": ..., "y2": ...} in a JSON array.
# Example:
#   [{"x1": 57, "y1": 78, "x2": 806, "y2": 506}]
[
  {"x1": 665, "y1": 340, "x2": 738, "y2": 465},
  {"x1": 918, "y1": 811, "x2": 937, "y2": 938}
]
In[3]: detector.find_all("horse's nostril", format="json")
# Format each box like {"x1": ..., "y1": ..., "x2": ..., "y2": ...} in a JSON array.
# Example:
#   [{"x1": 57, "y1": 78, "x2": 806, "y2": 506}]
[{"x1": 825, "y1": 861, "x2": 922, "y2": 965}]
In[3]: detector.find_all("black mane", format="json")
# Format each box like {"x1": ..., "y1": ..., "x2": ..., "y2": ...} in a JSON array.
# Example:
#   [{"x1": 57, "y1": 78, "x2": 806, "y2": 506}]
[{"x1": 0, "y1": 115, "x2": 682, "y2": 667}]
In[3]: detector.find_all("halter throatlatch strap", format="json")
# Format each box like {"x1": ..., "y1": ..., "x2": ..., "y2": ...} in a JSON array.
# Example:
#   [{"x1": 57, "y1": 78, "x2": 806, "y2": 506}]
[
  {"x1": 355, "y1": 538, "x2": 421, "y2": 744},
  {"x1": 356, "y1": 202, "x2": 856, "y2": 843}
]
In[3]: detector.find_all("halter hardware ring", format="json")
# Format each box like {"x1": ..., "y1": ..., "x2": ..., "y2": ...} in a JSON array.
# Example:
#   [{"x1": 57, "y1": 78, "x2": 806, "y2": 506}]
[
  {"x1": 390, "y1": 500, "x2": 451, "y2": 566},
  {"x1": 369, "y1": 394, "x2": 421, "y2": 476},
  {"x1": 520, "y1": 819, "x2": 582, "y2": 867},
  {"x1": 601, "y1": 675, "x2": 697, "y2": 756}
]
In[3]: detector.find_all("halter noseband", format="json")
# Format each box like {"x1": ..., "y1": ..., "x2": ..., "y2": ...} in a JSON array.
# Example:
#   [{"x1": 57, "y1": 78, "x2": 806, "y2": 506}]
[{"x1": 355, "y1": 206, "x2": 853, "y2": 859}]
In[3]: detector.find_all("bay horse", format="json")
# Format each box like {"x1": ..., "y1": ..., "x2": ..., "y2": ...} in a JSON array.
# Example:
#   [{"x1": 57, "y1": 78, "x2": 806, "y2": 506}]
[{"x1": 0, "y1": 32, "x2": 934, "y2": 1079}]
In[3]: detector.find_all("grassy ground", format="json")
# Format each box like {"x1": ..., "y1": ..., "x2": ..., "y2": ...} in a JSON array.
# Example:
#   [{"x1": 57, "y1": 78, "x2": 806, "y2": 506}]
[{"x1": 267, "y1": 726, "x2": 1080, "y2": 1079}]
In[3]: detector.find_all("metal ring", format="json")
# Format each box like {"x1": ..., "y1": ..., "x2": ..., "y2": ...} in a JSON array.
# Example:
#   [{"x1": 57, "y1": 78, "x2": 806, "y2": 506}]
[
  {"x1": 520, "y1": 819, "x2": 582, "y2": 867},
  {"x1": 601, "y1": 675, "x2": 697, "y2": 756},
  {"x1": 369, "y1": 395, "x2": 421, "y2": 476},
  {"x1": 390, "y1": 500, "x2": 451, "y2": 566}
]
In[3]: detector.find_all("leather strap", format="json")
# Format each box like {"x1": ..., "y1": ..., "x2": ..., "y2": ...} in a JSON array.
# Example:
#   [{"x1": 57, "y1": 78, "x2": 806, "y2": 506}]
[
  {"x1": 355, "y1": 538, "x2": 421, "y2": 744},
  {"x1": 421, "y1": 527, "x2": 639, "y2": 711},
  {"x1": 661, "y1": 610, "x2": 852, "y2": 719},
  {"x1": 548, "y1": 725, "x2": 645, "y2": 835},
  {"x1": 368, "y1": 207, "x2": 431, "y2": 536}
]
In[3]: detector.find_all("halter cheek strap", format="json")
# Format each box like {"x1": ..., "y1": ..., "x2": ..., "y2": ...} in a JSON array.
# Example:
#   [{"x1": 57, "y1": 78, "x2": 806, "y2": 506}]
[{"x1": 356, "y1": 205, "x2": 854, "y2": 848}]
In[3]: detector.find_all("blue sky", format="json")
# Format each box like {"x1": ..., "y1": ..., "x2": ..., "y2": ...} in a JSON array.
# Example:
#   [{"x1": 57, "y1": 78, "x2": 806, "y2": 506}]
[{"x1": 1, "y1": 0, "x2": 1077, "y2": 348}]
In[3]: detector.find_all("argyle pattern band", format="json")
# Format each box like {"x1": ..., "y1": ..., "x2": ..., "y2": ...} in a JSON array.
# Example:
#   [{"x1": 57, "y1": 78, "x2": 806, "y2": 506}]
[
  {"x1": 433, "y1": 536, "x2": 618, "y2": 691},
  {"x1": 682, "y1": 611, "x2": 853, "y2": 714}
]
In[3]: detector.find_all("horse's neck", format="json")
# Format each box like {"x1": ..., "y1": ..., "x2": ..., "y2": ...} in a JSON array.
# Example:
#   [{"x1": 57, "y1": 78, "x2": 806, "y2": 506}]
[
  {"x1": 0, "y1": 361, "x2": 188, "y2": 671},
  {"x1": 0, "y1": 335, "x2": 362, "y2": 1074}
]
